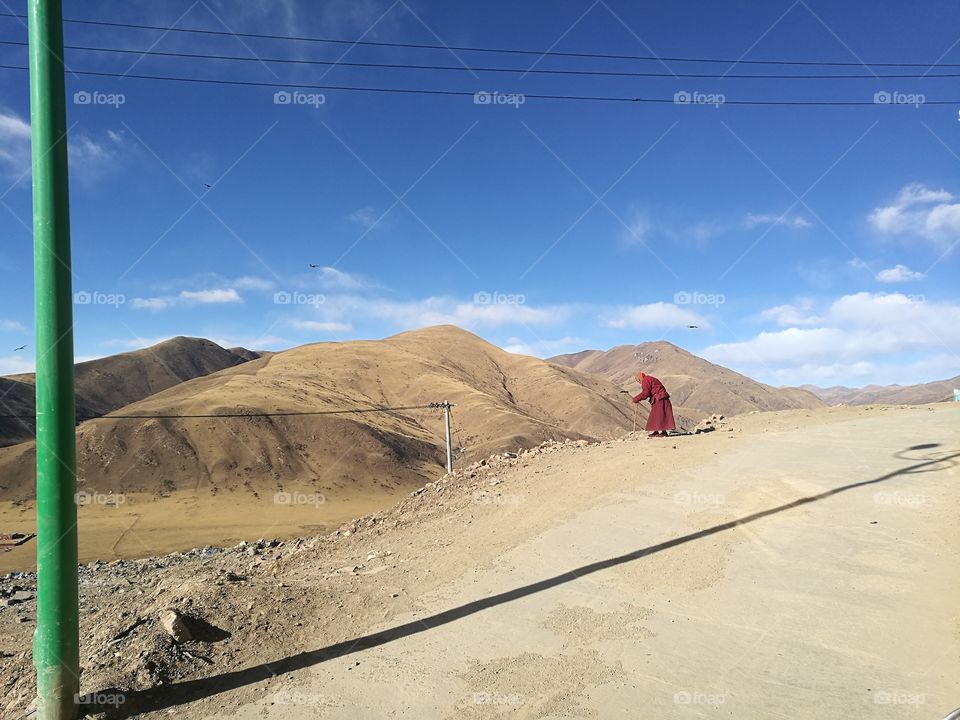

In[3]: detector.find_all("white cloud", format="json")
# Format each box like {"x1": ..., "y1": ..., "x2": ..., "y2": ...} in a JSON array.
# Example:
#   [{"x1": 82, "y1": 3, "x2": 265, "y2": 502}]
[
  {"x1": 155, "y1": 273, "x2": 274, "y2": 294},
  {"x1": 744, "y1": 213, "x2": 811, "y2": 229},
  {"x1": 0, "y1": 109, "x2": 131, "y2": 184},
  {"x1": 69, "y1": 130, "x2": 132, "y2": 184},
  {"x1": 621, "y1": 210, "x2": 651, "y2": 246},
  {"x1": 502, "y1": 335, "x2": 587, "y2": 358},
  {"x1": 687, "y1": 220, "x2": 725, "y2": 246},
  {"x1": 759, "y1": 301, "x2": 823, "y2": 327},
  {"x1": 370, "y1": 297, "x2": 565, "y2": 328},
  {"x1": 135, "y1": 287, "x2": 244, "y2": 309},
  {"x1": 303, "y1": 294, "x2": 569, "y2": 332},
  {"x1": 0, "y1": 110, "x2": 32, "y2": 179},
  {"x1": 622, "y1": 209, "x2": 724, "y2": 248},
  {"x1": 603, "y1": 302, "x2": 705, "y2": 329},
  {"x1": 348, "y1": 207, "x2": 381, "y2": 230},
  {"x1": 0, "y1": 320, "x2": 26, "y2": 332},
  {"x1": 706, "y1": 327, "x2": 846, "y2": 366},
  {"x1": 875, "y1": 264, "x2": 925, "y2": 283},
  {"x1": 231, "y1": 276, "x2": 275, "y2": 291},
  {"x1": 209, "y1": 334, "x2": 288, "y2": 351},
  {"x1": 179, "y1": 288, "x2": 242, "y2": 304},
  {"x1": 131, "y1": 297, "x2": 174, "y2": 311},
  {"x1": 768, "y1": 353, "x2": 960, "y2": 387},
  {"x1": 291, "y1": 320, "x2": 353, "y2": 333},
  {"x1": 0, "y1": 356, "x2": 35, "y2": 375},
  {"x1": 868, "y1": 183, "x2": 960, "y2": 249},
  {"x1": 105, "y1": 336, "x2": 175, "y2": 350},
  {"x1": 313, "y1": 266, "x2": 373, "y2": 291},
  {"x1": 704, "y1": 292, "x2": 960, "y2": 385},
  {"x1": 105, "y1": 334, "x2": 288, "y2": 352}
]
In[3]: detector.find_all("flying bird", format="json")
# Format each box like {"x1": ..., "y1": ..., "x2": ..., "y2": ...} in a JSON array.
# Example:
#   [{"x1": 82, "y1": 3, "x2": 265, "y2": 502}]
[
  {"x1": 687, "y1": 325, "x2": 699, "y2": 329},
  {"x1": 13, "y1": 345, "x2": 26, "y2": 351},
  {"x1": 309, "y1": 263, "x2": 320, "y2": 268},
  {"x1": 203, "y1": 183, "x2": 212, "y2": 189}
]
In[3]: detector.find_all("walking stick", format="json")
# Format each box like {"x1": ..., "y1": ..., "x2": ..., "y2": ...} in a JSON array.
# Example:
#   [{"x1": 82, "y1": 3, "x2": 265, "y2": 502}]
[{"x1": 632, "y1": 402, "x2": 638, "y2": 433}]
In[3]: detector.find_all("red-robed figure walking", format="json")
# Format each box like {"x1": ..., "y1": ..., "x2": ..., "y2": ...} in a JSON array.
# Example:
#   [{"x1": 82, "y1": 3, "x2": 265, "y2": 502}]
[{"x1": 632, "y1": 371, "x2": 676, "y2": 437}]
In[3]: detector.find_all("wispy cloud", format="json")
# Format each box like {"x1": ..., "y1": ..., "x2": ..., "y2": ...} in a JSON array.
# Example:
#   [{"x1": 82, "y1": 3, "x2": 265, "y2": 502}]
[
  {"x1": 131, "y1": 297, "x2": 173, "y2": 311},
  {"x1": 69, "y1": 130, "x2": 132, "y2": 184},
  {"x1": 759, "y1": 300, "x2": 822, "y2": 327},
  {"x1": 133, "y1": 287, "x2": 242, "y2": 310},
  {"x1": 292, "y1": 293, "x2": 571, "y2": 332},
  {"x1": 232, "y1": 276, "x2": 275, "y2": 291},
  {"x1": 744, "y1": 212, "x2": 811, "y2": 229},
  {"x1": 0, "y1": 109, "x2": 132, "y2": 185},
  {"x1": 622, "y1": 207, "x2": 729, "y2": 248},
  {"x1": 0, "y1": 320, "x2": 26, "y2": 332},
  {"x1": 348, "y1": 207, "x2": 381, "y2": 230},
  {"x1": 291, "y1": 320, "x2": 353, "y2": 333},
  {"x1": 502, "y1": 335, "x2": 587, "y2": 358},
  {"x1": 602, "y1": 302, "x2": 706, "y2": 329},
  {"x1": 0, "y1": 110, "x2": 32, "y2": 179},
  {"x1": 104, "y1": 335, "x2": 175, "y2": 350},
  {"x1": 132, "y1": 275, "x2": 274, "y2": 311},
  {"x1": 313, "y1": 266, "x2": 374, "y2": 291},
  {"x1": 868, "y1": 183, "x2": 960, "y2": 249},
  {"x1": 179, "y1": 288, "x2": 242, "y2": 304}
]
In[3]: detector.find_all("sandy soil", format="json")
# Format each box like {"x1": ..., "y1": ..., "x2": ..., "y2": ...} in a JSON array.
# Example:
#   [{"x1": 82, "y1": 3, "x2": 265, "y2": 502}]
[{"x1": 0, "y1": 404, "x2": 957, "y2": 720}]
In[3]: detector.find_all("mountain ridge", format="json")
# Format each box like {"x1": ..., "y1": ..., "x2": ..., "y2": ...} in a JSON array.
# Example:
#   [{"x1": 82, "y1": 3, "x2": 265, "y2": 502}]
[
  {"x1": 0, "y1": 337, "x2": 261, "y2": 447},
  {"x1": 549, "y1": 340, "x2": 824, "y2": 417},
  {"x1": 0, "y1": 325, "x2": 640, "y2": 503}
]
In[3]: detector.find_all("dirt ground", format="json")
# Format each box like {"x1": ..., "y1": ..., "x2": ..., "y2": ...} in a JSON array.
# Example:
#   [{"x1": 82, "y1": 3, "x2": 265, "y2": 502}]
[
  {"x1": 0, "y1": 404, "x2": 957, "y2": 719},
  {"x1": 0, "y1": 487, "x2": 410, "y2": 574}
]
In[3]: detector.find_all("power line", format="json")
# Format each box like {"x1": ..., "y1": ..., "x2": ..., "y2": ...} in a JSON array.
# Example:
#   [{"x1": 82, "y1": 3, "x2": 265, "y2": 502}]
[
  {"x1": 0, "y1": 403, "x2": 439, "y2": 421},
  {"x1": 0, "y1": 11, "x2": 958, "y2": 69},
  {"x1": 0, "y1": 64, "x2": 955, "y2": 104},
  {"x1": 1, "y1": 39, "x2": 957, "y2": 79},
  {"x1": 3, "y1": 401, "x2": 464, "y2": 469}
]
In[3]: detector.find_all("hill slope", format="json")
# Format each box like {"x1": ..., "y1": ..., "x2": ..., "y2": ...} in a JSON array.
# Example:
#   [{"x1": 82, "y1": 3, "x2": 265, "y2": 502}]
[
  {"x1": 0, "y1": 337, "x2": 260, "y2": 447},
  {"x1": 799, "y1": 376, "x2": 959, "y2": 406},
  {"x1": 550, "y1": 341, "x2": 824, "y2": 418},
  {"x1": 0, "y1": 377, "x2": 39, "y2": 448},
  {"x1": 0, "y1": 326, "x2": 637, "y2": 502}
]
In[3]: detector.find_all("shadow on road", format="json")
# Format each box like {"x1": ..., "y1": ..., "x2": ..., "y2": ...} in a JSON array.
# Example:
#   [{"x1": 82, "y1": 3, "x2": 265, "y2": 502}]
[{"x1": 97, "y1": 444, "x2": 958, "y2": 718}]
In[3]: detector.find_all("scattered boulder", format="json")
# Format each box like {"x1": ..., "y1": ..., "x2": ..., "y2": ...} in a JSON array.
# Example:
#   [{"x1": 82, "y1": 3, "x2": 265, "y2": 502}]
[
  {"x1": 160, "y1": 609, "x2": 192, "y2": 643},
  {"x1": 694, "y1": 414, "x2": 726, "y2": 434}
]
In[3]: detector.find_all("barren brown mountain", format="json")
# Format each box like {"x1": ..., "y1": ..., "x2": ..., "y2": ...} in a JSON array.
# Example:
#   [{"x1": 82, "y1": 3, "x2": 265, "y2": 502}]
[
  {"x1": 0, "y1": 337, "x2": 260, "y2": 447},
  {"x1": 0, "y1": 377, "x2": 38, "y2": 448},
  {"x1": 550, "y1": 341, "x2": 824, "y2": 419},
  {"x1": 797, "y1": 376, "x2": 960, "y2": 406},
  {"x1": 0, "y1": 326, "x2": 638, "y2": 504}
]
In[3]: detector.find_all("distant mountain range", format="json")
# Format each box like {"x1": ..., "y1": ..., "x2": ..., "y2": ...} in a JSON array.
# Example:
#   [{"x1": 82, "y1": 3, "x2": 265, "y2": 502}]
[
  {"x1": 0, "y1": 338, "x2": 260, "y2": 447},
  {"x1": 795, "y1": 377, "x2": 959, "y2": 406}
]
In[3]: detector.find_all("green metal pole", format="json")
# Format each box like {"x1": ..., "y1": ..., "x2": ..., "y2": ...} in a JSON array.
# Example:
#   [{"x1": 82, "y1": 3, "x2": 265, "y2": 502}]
[{"x1": 28, "y1": 0, "x2": 80, "y2": 718}]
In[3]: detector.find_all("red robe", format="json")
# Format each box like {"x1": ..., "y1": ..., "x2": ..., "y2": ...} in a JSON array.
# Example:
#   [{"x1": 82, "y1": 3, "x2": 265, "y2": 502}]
[{"x1": 633, "y1": 374, "x2": 677, "y2": 432}]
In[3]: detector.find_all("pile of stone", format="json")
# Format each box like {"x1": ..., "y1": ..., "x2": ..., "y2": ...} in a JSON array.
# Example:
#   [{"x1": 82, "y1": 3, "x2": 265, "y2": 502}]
[{"x1": 693, "y1": 414, "x2": 726, "y2": 434}]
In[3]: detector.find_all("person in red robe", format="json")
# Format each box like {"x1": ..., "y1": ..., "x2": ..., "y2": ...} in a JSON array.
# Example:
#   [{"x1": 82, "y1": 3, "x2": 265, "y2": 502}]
[{"x1": 631, "y1": 371, "x2": 676, "y2": 437}]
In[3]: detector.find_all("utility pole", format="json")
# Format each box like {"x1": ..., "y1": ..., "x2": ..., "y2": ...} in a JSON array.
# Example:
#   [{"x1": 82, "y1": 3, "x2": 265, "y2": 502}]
[
  {"x1": 28, "y1": 1, "x2": 80, "y2": 718},
  {"x1": 443, "y1": 401, "x2": 453, "y2": 473}
]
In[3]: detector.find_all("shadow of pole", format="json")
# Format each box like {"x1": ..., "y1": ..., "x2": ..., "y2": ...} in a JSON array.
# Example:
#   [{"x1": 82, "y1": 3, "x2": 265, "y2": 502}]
[{"x1": 99, "y1": 446, "x2": 959, "y2": 719}]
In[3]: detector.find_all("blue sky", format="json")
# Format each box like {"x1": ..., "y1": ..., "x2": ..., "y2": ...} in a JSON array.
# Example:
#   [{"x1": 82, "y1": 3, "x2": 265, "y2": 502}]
[{"x1": 0, "y1": 0, "x2": 958, "y2": 388}]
